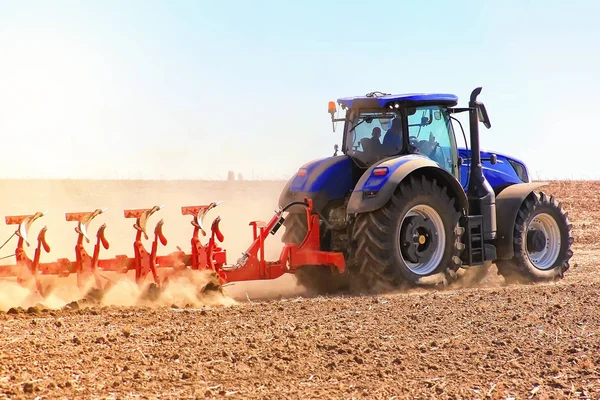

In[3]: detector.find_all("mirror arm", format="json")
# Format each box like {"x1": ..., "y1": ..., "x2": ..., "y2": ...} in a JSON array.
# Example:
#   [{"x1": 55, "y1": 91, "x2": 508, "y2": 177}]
[
  {"x1": 330, "y1": 116, "x2": 345, "y2": 133},
  {"x1": 448, "y1": 107, "x2": 473, "y2": 114}
]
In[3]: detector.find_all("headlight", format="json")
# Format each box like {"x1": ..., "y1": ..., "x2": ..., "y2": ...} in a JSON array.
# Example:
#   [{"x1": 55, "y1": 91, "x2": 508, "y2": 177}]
[{"x1": 508, "y1": 159, "x2": 529, "y2": 183}]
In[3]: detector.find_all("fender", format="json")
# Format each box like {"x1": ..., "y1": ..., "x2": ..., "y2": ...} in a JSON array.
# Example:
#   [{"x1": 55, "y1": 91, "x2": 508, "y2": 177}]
[
  {"x1": 495, "y1": 181, "x2": 548, "y2": 259},
  {"x1": 278, "y1": 155, "x2": 355, "y2": 213},
  {"x1": 347, "y1": 154, "x2": 468, "y2": 214}
]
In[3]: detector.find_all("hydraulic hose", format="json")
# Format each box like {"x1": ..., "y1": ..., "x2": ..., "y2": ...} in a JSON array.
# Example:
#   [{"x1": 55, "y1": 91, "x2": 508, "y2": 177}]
[
  {"x1": 0, "y1": 232, "x2": 16, "y2": 260},
  {"x1": 281, "y1": 200, "x2": 310, "y2": 213}
]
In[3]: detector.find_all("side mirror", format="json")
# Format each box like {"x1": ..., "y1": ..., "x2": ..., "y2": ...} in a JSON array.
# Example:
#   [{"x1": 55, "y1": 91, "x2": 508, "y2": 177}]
[
  {"x1": 489, "y1": 153, "x2": 497, "y2": 165},
  {"x1": 457, "y1": 157, "x2": 464, "y2": 167},
  {"x1": 476, "y1": 103, "x2": 491, "y2": 129},
  {"x1": 333, "y1": 144, "x2": 339, "y2": 156}
]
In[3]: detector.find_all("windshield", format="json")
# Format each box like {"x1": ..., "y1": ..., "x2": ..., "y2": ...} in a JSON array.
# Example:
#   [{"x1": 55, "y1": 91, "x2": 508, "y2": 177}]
[{"x1": 344, "y1": 111, "x2": 404, "y2": 165}]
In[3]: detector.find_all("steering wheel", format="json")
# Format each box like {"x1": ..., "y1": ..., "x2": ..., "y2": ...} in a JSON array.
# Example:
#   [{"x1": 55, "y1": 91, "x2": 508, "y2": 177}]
[
  {"x1": 409, "y1": 135, "x2": 431, "y2": 154},
  {"x1": 408, "y1": 135, "x2": 452, "y2": 170}
]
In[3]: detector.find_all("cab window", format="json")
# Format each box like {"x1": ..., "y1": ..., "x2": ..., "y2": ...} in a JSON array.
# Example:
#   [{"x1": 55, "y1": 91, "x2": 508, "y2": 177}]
[{"x1": 407, "y1": 106, "x2": 457, "y2": 176}]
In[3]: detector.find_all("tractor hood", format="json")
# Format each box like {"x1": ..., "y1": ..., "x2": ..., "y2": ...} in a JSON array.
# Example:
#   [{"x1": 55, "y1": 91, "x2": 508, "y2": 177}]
[
  {"x1": 458, "y1": 147, "x2": 531, "y2": 188},
  {"x1": 458, "y1": 147, "x2": 527, "y2": 167}
]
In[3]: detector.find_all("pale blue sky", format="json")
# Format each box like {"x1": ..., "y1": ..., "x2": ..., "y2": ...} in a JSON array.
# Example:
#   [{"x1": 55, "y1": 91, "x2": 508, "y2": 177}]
[{"x1": 0, "y1": 0, "x2": 598, "y2": 180}]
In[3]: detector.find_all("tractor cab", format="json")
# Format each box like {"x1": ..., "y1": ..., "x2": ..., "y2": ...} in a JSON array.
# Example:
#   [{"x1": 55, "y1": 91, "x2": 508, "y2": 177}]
[{"x1": 330, "y1": 93, "x2": 461, "y2": 180}]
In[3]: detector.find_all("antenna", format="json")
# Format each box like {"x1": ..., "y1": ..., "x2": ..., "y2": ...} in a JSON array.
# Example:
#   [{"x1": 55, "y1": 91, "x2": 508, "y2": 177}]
[{"x1": 365, "y1": 91, "x2": 390, "y2": 98}]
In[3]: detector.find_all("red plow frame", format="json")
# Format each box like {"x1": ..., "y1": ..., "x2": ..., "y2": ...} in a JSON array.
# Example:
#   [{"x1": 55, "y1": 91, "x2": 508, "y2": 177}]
[{"x1": 0, "y1": 198, "x2": 345, "y2": 300}]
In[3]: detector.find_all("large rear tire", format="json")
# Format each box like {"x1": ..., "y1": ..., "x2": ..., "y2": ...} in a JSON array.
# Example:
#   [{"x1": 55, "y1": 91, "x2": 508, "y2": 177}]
[
  {"x1": 281, "y1": 213, "x2": 349, "y2": 295},
  {"x1": 496, "y1": 191, "x2": 573, "y2": 284},
  {"x1": 353, "y1": 175, "x2": 463, "y2": 290}
]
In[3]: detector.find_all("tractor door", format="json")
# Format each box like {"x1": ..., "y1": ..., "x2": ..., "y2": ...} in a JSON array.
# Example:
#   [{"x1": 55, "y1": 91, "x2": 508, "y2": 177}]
[{"x1": 407, "y1": 106, "x2": 459, "y2": 181}]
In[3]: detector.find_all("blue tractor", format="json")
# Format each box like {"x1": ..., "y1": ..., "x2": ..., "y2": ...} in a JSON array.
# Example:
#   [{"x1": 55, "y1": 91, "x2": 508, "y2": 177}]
[{"x1": 278, "y1": 87, "x2": 573, "y2": 294}]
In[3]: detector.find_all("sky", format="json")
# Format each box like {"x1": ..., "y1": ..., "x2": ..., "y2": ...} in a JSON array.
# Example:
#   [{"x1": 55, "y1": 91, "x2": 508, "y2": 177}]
[{"x1": 0, "y1": 0, "x2": 599, "y2": 180}]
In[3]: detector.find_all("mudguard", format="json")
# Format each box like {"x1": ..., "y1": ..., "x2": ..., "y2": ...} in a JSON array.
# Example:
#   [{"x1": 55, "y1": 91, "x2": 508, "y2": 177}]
[
  {"x1": 278, "y1": 155, "x2": 355, "y2": 213},
  {"x1": 346, "y1": 154, "x2": 468, "y2": 214},
  {"x1": 495, "y1": 181, "x2": 547, "y2": 259}
]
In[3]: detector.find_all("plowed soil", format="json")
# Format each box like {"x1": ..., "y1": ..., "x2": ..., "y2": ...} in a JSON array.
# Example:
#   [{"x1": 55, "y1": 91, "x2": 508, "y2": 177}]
[{"x1": 1, "y1": 179, "x2": 599, "y2": 399}]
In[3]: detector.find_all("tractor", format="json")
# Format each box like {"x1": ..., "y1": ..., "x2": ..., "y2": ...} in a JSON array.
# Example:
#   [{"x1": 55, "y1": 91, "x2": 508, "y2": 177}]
[
  {"x1": 278, "y1": 87, "x2": 574, "y2": 294},
  {"x1": 0, "y1": 87, "x2": 574, "y2": 303}
]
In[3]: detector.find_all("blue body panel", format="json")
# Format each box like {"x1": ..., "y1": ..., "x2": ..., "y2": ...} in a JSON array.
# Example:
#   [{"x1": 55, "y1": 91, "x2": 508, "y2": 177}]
[
  {"x1": 337, "y1": 93, "x2": 458, "y2": 108},
  {"x1": 458, "y1": 148, "x2": 529, "y2": 191},
  {"x1": 352, "y1": 155, "x2": 424, "y2": 193},
  {"x1": 285, "y1": 149, "x2": 528, "y2": 198},
  {"x1": 289, "y1": 156, "x2": 355, "y2": 200},
  {"x1": 282, "y1": 147, "x2": 529, "y2": 212}
]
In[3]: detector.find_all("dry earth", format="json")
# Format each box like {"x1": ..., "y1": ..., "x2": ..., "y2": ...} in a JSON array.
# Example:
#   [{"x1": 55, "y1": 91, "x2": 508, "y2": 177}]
[{"x1": 0, "y1": 179, "x2": 599, "y2": 399}]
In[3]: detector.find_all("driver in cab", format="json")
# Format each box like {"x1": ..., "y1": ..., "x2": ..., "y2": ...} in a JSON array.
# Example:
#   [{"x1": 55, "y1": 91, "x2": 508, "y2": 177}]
[
  {"x1": 382, "y1": 118, "x2": 419, "y2": 155},
  {"x1": 382, "y1": 118, "x2": 402, "y2": 151}
]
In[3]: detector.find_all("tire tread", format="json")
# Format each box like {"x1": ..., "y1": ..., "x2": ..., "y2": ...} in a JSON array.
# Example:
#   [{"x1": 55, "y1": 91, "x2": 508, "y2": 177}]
[
  {"x1": 353, "y1": 175, "x2": 463, "y2": 289},
  {"x1": 497, "y1": 191, "x2": 573, "y2": 283}
]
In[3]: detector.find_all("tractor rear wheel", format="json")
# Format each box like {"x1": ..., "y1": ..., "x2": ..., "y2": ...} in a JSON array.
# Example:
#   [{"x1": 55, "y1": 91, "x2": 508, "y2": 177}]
[
  {"x1": 281, "y1": 213, "x2": 349, "y2": 295},
  {"x1": 496, "y1": 191, "x2": 573, "y2": 284},
  {"x1": 353, "y1": 175, "x2": 463, "y2": 290}
]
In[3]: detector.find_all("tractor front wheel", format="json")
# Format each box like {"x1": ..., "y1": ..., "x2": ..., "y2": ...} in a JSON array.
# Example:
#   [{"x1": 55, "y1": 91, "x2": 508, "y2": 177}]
[
  {"x1": 353, "y1": 175, "x2": 463, "y2": 290},
  {"x1": 496, "y1": 191, "x2": 573, "y2": 284}
]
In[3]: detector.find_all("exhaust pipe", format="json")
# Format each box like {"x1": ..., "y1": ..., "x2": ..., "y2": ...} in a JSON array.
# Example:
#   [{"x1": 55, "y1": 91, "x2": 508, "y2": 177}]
[{"x1": 467, "y1": 87, "x2": 496, "y2": 241}]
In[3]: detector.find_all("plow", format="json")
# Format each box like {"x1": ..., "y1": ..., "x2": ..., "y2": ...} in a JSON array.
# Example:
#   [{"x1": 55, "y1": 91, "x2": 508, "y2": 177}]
[
  {"x1": 0, "y1": 198, "x2": 345, "y2": 303},
  {"x1": 0, "y1": 87, "x2": 574, "y2": 304}
]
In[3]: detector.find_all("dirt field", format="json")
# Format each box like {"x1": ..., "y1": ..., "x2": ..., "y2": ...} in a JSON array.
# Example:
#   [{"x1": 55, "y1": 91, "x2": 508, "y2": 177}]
[{"x1": 0, "y1": 179, "x2": 599, "y2": 399}]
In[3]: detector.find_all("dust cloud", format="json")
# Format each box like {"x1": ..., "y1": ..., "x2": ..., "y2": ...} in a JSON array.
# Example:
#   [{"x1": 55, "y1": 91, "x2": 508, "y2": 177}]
[
  {"x1": 0, "y1": 179, "x2": 306, "y2": 310},
  {"x1": 0, "y1": 277, "x2": 89, "y2": 311},
  {"x1": 99, "y1": 270, "x2": 237, "y2": 308},
  {"x1": 0, "y1": 178, "x2": 506, "y2": 310}
]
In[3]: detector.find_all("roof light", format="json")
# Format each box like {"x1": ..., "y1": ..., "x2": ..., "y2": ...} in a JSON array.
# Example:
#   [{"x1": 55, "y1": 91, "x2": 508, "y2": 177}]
[
  {"x1": 297, "y1": 169, "x2": 307, "y2": 177},
  {"x1": 328, "y1": 101, "x2": 336, "y2": 115}
]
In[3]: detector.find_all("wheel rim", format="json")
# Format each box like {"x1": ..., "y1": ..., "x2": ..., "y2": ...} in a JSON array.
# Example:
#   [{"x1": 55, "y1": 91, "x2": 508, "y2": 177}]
[
  {"x1": 526, "y1": 213, "x2": 561, "y2": 270},
  {"x1": 398, "y1": 205, "x2": 445, "y2": 275}
]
